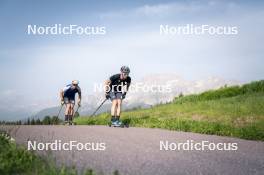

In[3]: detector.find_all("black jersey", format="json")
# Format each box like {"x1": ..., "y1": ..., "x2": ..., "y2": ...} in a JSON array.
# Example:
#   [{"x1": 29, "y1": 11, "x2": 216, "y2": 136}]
[
  {"x1": 109, "y1": 74, "x2": 131, "y2": 92},
  {"x1": 63, "y1": 84, "x2": 82, "y2": 100}
]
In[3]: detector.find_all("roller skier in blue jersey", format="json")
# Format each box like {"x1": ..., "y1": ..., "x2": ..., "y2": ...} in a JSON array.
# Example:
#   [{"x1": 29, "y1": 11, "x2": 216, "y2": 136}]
[{"x1": 60, "y1": 80, "x2": 81, "y2": 125}]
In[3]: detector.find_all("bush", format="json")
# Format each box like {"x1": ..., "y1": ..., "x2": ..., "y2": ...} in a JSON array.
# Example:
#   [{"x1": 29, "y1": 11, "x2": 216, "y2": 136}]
[{"x1": 174, "y1": 80, "x2": 264, "y2": 103}]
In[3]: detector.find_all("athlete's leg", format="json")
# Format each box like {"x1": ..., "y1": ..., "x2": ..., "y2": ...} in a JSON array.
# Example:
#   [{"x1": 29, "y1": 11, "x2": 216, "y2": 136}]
[
  {"x1": 69, "y1": 103, "x2": 74, "y2": 122},
  {"x1": 111, "y1": 99, "x2": 118, "y2": 122},
  {"x1": 115, "y1": 92, "x2": 123, "y2": 122},
  {"x1": 116, "y1": 99, "x2": 122, "y2": 121},
  {"x1": 65, "y1": 103, "x2": 70, "y2": 122}
]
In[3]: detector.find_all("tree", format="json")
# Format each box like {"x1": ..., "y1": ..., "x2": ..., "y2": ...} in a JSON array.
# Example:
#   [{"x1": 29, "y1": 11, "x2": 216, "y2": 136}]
[
  {"x1": 27, "y1": 118, "x2": 30, "y2": 125},
  {"x1": 30, "y1": 119, "x2": 35, "y2": 125},
  {"x1": 179, "y1": 92, "x2": 184, "y2": 98},
  {"x1": 51, "y1": 116, "x2": 60, "y2": 125},
  {"x1": 42, "y1": 116, "x2": 51, "y2": 125},
  {"x1": 36, "y1": 118, "x2": 41, "y2": 125},
  {"x1": 16, "y1": 120, "x2": 22, "y2": 125}
]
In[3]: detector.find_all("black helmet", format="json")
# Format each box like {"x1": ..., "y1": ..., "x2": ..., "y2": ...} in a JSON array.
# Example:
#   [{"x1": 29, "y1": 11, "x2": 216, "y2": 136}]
[{"x1": 120, "y1": 66, "x2": 130, "y2": 74}]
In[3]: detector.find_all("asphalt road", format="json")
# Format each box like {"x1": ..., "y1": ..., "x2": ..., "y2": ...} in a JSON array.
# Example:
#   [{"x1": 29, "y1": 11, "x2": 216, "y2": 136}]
[{"x1": 2, "y1": 125, "x2": 264, "y2": 175}]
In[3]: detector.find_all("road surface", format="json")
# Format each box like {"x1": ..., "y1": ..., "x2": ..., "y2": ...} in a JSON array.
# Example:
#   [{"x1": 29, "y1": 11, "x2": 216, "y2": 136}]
[{"x1": 2, "y1": 125, "x2": 264, "y2": 175}]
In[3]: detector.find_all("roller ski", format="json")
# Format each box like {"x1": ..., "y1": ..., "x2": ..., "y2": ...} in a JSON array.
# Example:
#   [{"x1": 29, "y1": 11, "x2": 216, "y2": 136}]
[
  {"x1": 64, "y1": 121, "x2": 75, "y2": 126},
  {"x1": 108, "y1": 117, "x2": 129, "y2": 128},
  {"x1": 64, "y1": 117, "x2": 76, "y2": 126}
]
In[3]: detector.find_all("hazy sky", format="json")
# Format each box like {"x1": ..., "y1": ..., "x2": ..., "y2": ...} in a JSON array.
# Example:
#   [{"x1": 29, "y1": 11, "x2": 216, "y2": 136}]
[{"x1": 0, "y1": 0, "x2": 264, "y2": 111}]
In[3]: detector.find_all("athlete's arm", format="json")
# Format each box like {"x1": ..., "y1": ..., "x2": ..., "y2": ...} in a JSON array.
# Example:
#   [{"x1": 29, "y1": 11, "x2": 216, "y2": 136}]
[
  {"x1": 77, "y1": 86, "x2": 82, "y2": 106},
  {"x1": 60, "y1": 89, "x2": 64, "y2": 104},
  {"x1": 60, "y1": 85, "x2": 70, "y2": 104},
  {"x1": 124, "y1": 77, "x2": 131, "y2": 93},
  {"x1": 122, "y1": 77, "x2": 131, "y2": 99},
  {"x1": 105, "y1": 79, "x2": 111, "y2": 94}
]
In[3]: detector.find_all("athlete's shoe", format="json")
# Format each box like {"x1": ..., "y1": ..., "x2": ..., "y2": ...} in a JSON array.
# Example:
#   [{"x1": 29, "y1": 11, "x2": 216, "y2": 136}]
[
  {"x1": 64, "y1": 121, "x2": 70, "y2": 126},
  {"x1": 113, "y1": 120, "x2": 122, "y2": 126}
]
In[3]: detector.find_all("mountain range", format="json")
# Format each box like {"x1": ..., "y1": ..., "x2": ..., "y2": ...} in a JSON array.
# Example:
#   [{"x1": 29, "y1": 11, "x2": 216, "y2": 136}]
[{"x1": 0, "y1": 74, "x2": 239, "y2": 121}]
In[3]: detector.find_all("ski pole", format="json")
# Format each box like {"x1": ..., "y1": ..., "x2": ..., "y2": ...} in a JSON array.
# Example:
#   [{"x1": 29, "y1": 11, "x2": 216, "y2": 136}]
[
  {"x1": 91, "y1": 98, "x2": 108, "y2": 117},
  {"x1": 57, "y1": 104, "x2": 64, "y2": 118},
  {"x1": 73, "y1": 105, "x2": 80, "y2": 117}
]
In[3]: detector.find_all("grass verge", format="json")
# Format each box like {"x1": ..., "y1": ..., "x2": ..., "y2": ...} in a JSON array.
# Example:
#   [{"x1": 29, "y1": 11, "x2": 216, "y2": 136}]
[
  {"x1": 75, "y1": 81, "x2": 264, "y2": 141},
  {"x1": 0, "y1": 131, "x2": 119, "y2": 175}
]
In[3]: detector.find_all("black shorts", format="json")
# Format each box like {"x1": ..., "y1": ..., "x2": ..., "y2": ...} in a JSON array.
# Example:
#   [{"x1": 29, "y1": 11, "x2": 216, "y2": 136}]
[
  {"x1": 109, "y1": 92, "x2": 122, "y2": 101},
  {"x1": 64, "y1": 97, "x2": 75, "y2": 104}
]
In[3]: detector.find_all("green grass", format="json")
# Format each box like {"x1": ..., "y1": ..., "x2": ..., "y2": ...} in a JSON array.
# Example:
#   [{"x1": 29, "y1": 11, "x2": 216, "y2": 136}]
[
  {"x1": 0, "y1": 132, "x2": 116, "y2": 175},
  {"x1": 75, "y1": 80, "x2": 264, "y2": 141},
  {"x1": 0, "y1": 134, "x2": 76, "y2": 175}
]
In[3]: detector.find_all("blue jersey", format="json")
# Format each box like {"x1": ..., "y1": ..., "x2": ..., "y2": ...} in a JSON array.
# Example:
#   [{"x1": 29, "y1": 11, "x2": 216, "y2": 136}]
[{"x1": 63, "y1": 84, "x2": 81, "y2": 100}]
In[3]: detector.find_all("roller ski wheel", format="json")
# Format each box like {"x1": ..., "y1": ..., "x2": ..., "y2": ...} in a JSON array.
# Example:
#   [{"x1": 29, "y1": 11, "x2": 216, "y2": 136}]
[
  {"x1": 108, "y1": 121, "x2": 129, "y2": 128},
  {"x1": 124, "y1": 123, "x2": 129, "y2": 128}
]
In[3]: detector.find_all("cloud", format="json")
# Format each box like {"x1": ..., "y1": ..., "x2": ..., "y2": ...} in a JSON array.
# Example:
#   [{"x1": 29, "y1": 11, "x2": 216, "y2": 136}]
[
  {"x1": 99, "y1": 0, "x2": 243, "y2": 21},
  {"x1": 1, "y1": 0, "x2": 264, "y2": 119},
  {"x1": 135, "y1": 4, "x2": 174, "y2": 17},
  {"x1": 1, "y1": 89, "x2": 16, "y2": 96}
]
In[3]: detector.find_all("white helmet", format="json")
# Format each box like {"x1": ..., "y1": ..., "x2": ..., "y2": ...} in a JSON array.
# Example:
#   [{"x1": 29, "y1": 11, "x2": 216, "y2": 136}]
[{"x1": 72, "y1": 80, "x2": 79, "y2": 85}]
